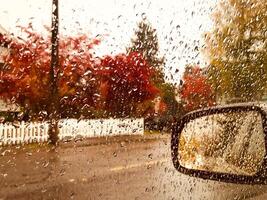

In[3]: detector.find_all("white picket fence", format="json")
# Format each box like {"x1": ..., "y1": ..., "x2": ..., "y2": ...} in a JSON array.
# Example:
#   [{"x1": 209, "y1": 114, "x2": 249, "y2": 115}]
[
  {"x1": 0, "y1": 121, "x2": 50, "y2": 145},
  {"x1": 0, "y1": 118, "x2": 144, "y2": 146}
]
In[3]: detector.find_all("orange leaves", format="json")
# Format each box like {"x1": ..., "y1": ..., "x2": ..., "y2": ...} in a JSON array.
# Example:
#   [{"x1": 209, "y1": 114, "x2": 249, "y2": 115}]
[
  {"x1": 0, "y1": 25, "x2": 159, "y2": 118},
  {"x1": 0, "y1": 26, "x2": 100, "y2": 114},
  {"x1": 181, "y1": 66, "x2": 215, "y2": 112},
  {"x1": 159, "y1": 100, "x2": 167, "y2": 113}
]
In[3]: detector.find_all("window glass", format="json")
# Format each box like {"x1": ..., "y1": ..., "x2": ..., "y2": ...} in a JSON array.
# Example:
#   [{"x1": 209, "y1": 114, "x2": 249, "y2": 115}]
[{"x1": 0, "y1": 0, "x2": 266, "y2": 199}]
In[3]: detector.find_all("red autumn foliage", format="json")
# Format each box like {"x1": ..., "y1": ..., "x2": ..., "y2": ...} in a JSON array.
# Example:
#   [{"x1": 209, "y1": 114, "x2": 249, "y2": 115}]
[
  {"x1": 96, "y1": 52, "x2": 159, "y2": 117},
  {"x1": 0, "y1": 25, "x2": 100, "y2": 116},
  {"x1": 180, "y1": 66, "x2": 215, "y2": 112},
  {"x1": 0, "y1": 25, "x2": 159, "y2": 118},
  {"x1": 158, "y1": 100, "x2": 167, "y2": 113}
]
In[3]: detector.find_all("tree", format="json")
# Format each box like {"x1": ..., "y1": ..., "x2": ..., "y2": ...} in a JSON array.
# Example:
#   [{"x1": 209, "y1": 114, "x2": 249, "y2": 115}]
[
  {"x1": 128, "y1": 18, "x2": 181, "y2": 124},
  {"x1": 204, "y1": 0, "x2": 267, "y2": 102},
  {"x1": 180, "y1": 66, "x2": 215, "y2": 112},
  {"x1": 127, "y1": 18, "x2": 166, "y2": 87},
  {"x1": 96, "y1": 52, "x2": 159, "y2": 118},
  {"x1": 158, "y1": 83, "x2": 179, "y2": 116},
  {"x1": 0, "y1": 25, "x2": 100, "y2": 119},
  {"x1": 127, "y1": 18, "x2": 164, "y2": 69},
  {"x1": 153, "y1": 82, "x2": 184, "y2": 130}
]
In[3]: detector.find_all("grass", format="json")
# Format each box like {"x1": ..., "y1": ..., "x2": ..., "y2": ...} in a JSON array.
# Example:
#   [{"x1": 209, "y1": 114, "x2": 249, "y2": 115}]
[{"x1": 144, "y1": 130, "x2": 168, "y2": 135}]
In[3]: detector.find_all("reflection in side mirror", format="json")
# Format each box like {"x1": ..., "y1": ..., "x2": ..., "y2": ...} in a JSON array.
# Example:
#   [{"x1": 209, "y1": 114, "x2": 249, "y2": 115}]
[{"x1": 178, "y1": 110, "x2": 266, "y2": 177}]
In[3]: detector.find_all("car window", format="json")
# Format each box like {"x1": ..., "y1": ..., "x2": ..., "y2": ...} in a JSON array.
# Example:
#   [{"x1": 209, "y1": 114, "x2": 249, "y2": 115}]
[{"x1": 0, "y1": 0, "x2": 266, "y2": 199}]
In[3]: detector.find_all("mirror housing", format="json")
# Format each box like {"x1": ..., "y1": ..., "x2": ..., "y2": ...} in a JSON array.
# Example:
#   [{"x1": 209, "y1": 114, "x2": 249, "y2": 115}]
[{"x1": 171, "y1": 104, "x2": 267, "y2": 184}]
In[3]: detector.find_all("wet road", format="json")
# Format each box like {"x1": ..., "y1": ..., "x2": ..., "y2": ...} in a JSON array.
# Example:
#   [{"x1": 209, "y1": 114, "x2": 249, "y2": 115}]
[{"x1": 0, "y1": 135, "x2": 267, "y2": 200}]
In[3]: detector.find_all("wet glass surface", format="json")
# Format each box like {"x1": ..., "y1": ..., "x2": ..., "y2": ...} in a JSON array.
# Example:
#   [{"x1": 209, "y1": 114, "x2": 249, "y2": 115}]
[{"x1": 0, "y1": 0, "x2": 267, "y2": 199}]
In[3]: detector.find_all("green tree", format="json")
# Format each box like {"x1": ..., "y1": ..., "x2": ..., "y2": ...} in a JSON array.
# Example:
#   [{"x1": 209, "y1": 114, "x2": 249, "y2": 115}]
[
  {"x1": 205, "y1": 0, "x2": 267, "y2": 102},
  {"x1": 128, "y1": 18, "x2": 181, "y2": 127},
  {"x1": 157, "y1": 82, "x2": 184, "y2": 130},
  {"x1": 127, "y1": 18, "x2": 165, "y2": 86},
  {"x1": 127, "y1": 18, "x2": 164, "y2": 70}
]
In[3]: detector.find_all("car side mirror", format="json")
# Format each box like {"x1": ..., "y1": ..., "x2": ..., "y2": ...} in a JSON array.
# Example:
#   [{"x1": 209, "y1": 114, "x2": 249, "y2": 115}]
[{"x1": 171, "y1": 104, "x2": 267, "y2": 184}]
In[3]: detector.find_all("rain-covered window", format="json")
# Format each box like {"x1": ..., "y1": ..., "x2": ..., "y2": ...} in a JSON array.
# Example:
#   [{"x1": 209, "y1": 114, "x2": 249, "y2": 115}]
[{"x1": 0, "y1": 0, "x2": 266, "y2": 199}]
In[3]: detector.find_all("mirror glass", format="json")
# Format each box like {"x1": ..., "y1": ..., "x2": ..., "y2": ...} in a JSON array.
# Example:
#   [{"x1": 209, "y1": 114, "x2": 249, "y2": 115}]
[{"x1": 178, "y1": 110, "x2": 266, "y2": 176}]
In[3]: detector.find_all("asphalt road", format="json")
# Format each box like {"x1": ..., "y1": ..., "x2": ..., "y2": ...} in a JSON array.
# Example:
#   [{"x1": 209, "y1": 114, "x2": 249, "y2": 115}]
[{"x1": 0, "y1": 134, "x2": 267, "y2": 200}]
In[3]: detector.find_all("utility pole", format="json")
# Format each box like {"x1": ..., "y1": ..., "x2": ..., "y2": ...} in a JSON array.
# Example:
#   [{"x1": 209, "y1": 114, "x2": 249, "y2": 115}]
[{"x1": 48, "y1": 0, "x2": 59, "y2": 144}]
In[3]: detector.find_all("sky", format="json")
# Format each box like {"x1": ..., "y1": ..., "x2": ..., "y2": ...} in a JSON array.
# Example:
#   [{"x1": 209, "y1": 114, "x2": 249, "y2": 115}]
[{"x1": 0, "y1": 0, "x2": 217, "y2": 83}]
